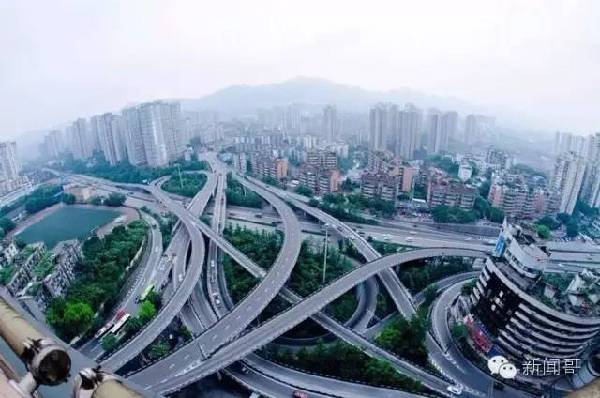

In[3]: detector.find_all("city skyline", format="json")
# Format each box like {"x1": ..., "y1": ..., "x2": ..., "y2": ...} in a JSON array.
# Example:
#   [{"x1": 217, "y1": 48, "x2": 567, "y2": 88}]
[
  {"x1": 3, "y1": 2, "x2": 600, "y2": 398},
  {"x1": 2, "y1": 1, "x2": 600, "y2": 142}
]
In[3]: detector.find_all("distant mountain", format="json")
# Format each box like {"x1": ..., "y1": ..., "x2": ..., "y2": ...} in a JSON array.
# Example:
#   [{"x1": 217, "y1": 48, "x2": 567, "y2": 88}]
[{"x1": 181, "y1": 76, "x2": 485, "y2": 116}]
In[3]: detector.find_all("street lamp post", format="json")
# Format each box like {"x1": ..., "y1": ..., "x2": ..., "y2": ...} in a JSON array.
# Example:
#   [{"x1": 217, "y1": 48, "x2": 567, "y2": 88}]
[{"x1": 322, "y1": 223, "x2": 330, "y2": 285}]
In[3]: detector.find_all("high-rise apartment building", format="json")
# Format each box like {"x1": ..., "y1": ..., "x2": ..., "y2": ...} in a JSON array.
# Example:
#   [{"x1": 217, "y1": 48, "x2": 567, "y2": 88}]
[
  {"x1": 584, "y1": 132, "x2": 600, "y2": 162},
  {"x1": 68, "y1": 118, "x2": 92, "y2": 160},
  {"x1": 42, "y1": 130, "x2": 65, "y2": 159},
  {"x1": 554, "y1": 131, "x2": 586, "y2": 157},
  {"x1": 469, "y1": 224, "x2": 600, "y2": 363},
  {"x1": 96, "y1": 113, "x2": 126, "y2": 165},
  {"x1": 396, "y1": 104, "x2": 422, "y2": 160},
  {"x1": 369, "y1": 103, "x2": 397, "y2": 152},
  {"x1": 0, "y1": 142, "x2": 20, "y2": 182},
  {"x1": 464, "y1": 114, "x2": 495, "y2": 145},
  {"x1": 322, "y1": 105, "x2": 338, "y2": 143},
  {"x1": 162, "y1": 102, "x2": 184, "y2": 161},
  {"x1": 426, "y1": 109, "x2": 447, "y2": 154},
  {"x1": 138, "y1": 102, "x2": 170, "y2": 167},
  {"x1": 122, "y1": 107, "x2": 147, "y2": 166},
  {"x1": 550, "y1": 152, "x2": 586, "y2": 215},
  {"x1": 464, "y1": 114, "x2": 479, "y2": 145},
  {"x1": 580, "y1": 162, "x2": 600, "y2": 209},
  {"x1": 441, "y1": 111, "x2": 458, "y2": 142}
]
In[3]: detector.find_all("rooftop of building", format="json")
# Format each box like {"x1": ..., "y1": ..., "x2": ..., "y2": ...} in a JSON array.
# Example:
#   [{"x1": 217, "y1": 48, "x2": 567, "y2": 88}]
[{"x1": 493, "y1": 258, "x2": 600, "y2": 318}]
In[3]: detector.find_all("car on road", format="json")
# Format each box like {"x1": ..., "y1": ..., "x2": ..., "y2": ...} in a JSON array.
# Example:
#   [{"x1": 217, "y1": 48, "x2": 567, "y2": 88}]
[
  {"x1": 446, "y1": 384, "x2": 463, "y2": 395},
  {"x1": 292, "y1": 392, "x2": 308, "y2": 398}
]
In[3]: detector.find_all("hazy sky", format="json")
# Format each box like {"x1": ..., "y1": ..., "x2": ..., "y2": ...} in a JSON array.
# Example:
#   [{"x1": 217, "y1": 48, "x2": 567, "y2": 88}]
[{"x1": 2, "y1": 0, "x2": 599, "y2": 140}]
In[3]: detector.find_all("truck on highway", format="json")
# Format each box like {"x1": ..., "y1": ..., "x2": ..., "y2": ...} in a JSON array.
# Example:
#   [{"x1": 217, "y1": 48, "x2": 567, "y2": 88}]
[{"x1": 292, "y1": 391, "x2": 308, "y2": 398}]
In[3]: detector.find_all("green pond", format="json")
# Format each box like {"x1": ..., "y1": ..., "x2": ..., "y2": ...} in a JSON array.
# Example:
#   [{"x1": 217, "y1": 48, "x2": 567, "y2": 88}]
[{"x1": 17, "y1": 206, "x2": 120, "y2": 248}]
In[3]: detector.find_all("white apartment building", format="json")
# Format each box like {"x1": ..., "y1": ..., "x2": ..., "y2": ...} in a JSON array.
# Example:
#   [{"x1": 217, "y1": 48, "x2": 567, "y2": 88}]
[
  {"x1": 68, "y1": 118, "x2": 93, "y2": 160},
  {"x1": 550, "y1": 151, "x2": 586, "y2": 215},
  {"x1": 96, "y1": 113, "x2": 126, "y2": 165},
  {"x1": 369, "y1": 103, "x2": 397, "y2": 152},
  {"x1": 0, "y1": 142, "x2": 20, "y2": 181},
  {"x1": 322, "y1": 105, "x2": 338, "y2": 143},
  {"x1": 426, "y1": 109, "x2": 447, "y2": 154},
  {"x1": 396, "y1": 104, "x2": 422, "y2": 160},
  {"x1": 122, "y1": 106, "x2": 147, "y2": 166}
]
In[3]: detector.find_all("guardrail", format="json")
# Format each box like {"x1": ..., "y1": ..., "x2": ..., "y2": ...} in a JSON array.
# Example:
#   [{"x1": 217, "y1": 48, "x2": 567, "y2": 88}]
[{"x1": 0, "y1": 296, "x2": 143, "y2": 397}]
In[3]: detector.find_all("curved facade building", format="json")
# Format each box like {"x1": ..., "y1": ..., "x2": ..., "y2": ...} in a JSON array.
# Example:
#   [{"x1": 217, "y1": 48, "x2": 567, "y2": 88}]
[{"x1": 470, "y1": 224, "x2": 600, "y2": 362}]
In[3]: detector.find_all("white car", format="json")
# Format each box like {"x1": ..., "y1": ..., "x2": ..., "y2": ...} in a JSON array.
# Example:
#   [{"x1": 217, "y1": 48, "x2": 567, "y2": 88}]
[{"x1": 446, "y1": 385, "x2": 463, "y2": 395}]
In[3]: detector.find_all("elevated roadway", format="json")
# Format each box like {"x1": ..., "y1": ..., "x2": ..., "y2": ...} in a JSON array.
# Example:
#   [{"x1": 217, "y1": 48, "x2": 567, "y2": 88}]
[
  {"x1": 100, "y1": 175, "x2": 215, "y2": 371},
  {"x1": 128, "y1": 248, "x2": 487, "y2": 395}
]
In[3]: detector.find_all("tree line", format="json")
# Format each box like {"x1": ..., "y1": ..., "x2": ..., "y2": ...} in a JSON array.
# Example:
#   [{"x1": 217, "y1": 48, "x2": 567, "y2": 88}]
[{"x1": 47, "y1": 220, "x2": 148, "y2": 340}]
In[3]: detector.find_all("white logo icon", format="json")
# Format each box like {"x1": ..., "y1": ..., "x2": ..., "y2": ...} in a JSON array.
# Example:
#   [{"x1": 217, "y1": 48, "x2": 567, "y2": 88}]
[
  {"x1": 499, "y1": 362, "x2": 518, "y2": 379},
  {"x1": 487, "y1": 355, "x2": 517, "y2": 379}
]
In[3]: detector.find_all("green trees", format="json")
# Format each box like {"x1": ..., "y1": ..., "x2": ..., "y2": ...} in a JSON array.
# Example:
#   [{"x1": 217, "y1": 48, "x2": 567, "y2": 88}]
[
  {"x1": 423, "y1": 283, "x2": 439, "y2": 306},
  {"x1": 396, "y1": 257, "x2": 472, "y2": 293},
  {"x1": 489, "y1": 207, "x2": 505, "y2": 223},
  {"x1": 566, "y1": 221, "x2": 579, "y2": 237},
  {"x1": 575, "y1": 200, "x2": 599, "y2": 218},
  {"x1": 225, "y1": 173, "x2": 263, "y2": 208},
  {"x1": 375, "y1": 315, "x2": 428, "y2": 366},
  {"x1": 431, "y1": 205, "x2": 477, "y2": 223},
  {"x1": 261, "y1": 175, "x2": 280, "y2": 187},
  {"x1": 61, "y1": 193, "x2": 76, "y2": 205},
  {"x1": 123, "y1": 299, "x2": 158, "y2": 338},
  {"x1": 88, "y1": 195, "x2": 103, "y2": 206},
  {"x1": 288, "y1": 241, "x2": 352, "y2": 297},
  {"x1": 161, "y1": 173, "x2": 207, "y2": 197},
  {"x1": 148, "y1": 341, "x2": 170, "y2": 360},
  {"x1": 271, "y1": 340, "x2": 424, "y2": 393},
  {"x1": 451, "y1": 324, "x2": 469, "y2": 342},
  {"x1": 60, "y1": 156, "x2": 209, "y2": 184},
  {"x1": 346, "y1": 193, "x2": 395, "y2": 218},
  {"x1": 47, "y1": 220, "x2": 148, "y2": 339},
  {"x1": 478, "y1": 181, "x2": 491, "y2": 198},
  {"x1": 24, "y1": 185, "x2": 63, "y2": 214},
  {"x1": 0, "y1": 266, "x2": 15, "y2": 284},
  {"x1": 308, "y1": 198, "x2": 320, "y2": 207},
  {"x1": 427, "y1": 155, "x2": 459, "y2": 175},
  {"x1": 537, "y1": 216, "x2": 561, "y2": 230},
  {"x1": 340, "y1": 178, "x2": 358, "y2": 192},
  {"x1": 222, "y1": 226, "x2": 282, "y2": 303},
  {"x1": 138, "y1": 301, "x2": 157, "y2": 324},
  {"x1": 101, "y1": 334, "x2": 118, "y2": 352},
  {"x1": 461, "y1": 280, "x2": 476, "y2": 296},
  {"x1": 125, "y1": 316, "x2": 143, "y2": 336},
  {"x1": 535, "y1": 224, "x2": 551, "y2": 239},
  {"x1": 103, "y1": 193, "x2": 126, "y2": 207},
  {"x1": 47, "y1": 300, "x2": 95, "y2": 340},
  {"x1": 473, "y1": 196, "x2": 490, "y2": 219},
  {"x1": 295, "y1": 185, "x2": 313, "y2": 197},
  {"x1": 0, "y1": 217, "x2": 15, "y2": 232}
]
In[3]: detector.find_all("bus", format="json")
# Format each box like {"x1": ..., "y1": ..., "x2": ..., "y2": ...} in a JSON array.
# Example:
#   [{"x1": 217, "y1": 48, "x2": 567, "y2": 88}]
[
  {"x1": 109, "y1": 313, "x2": 131, "y2": 335},
  {"x1": 94, "y1": 324, "x2": 112, "y2": 340},
  {"x1": 138, "y1": 284, "x2": 155, "y2": 302}
]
